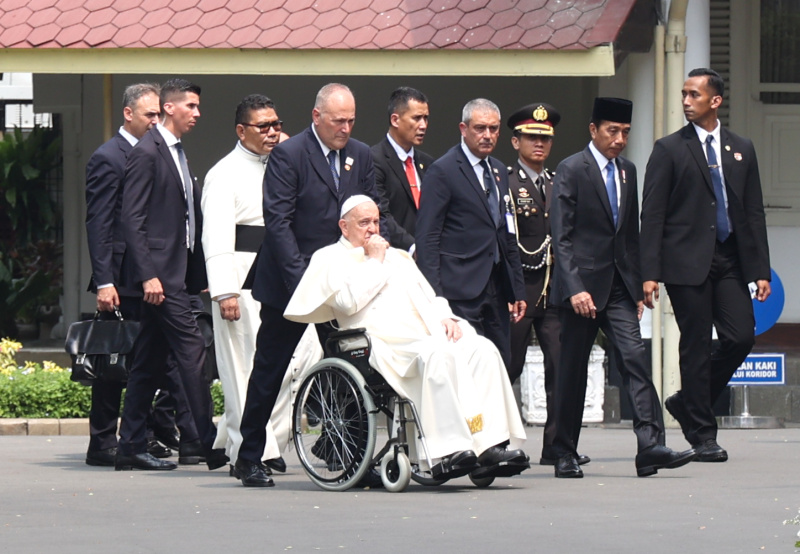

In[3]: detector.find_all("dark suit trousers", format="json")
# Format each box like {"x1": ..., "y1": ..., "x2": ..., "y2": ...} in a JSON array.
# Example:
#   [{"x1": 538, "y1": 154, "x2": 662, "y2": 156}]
[
  {"x1": 449, "y1": 264, "x2": 512, "y2": 369},
  {"x1": 666, "y1": 237, "x2": 755, "y2": 444},
  {"x1": 553, "y1": 275, "x2": 664, "y2": 457},
  {"x1": 88, "y1": 297, "x2": 198, "y2": 451},
  {"x1": 118, "y1": 290, "x2": 214, "y2": 456},
  {"x1": 238, "y1": 305, "x2": 308, "y2": 464},
  {"x1": 510, "y1": 305, "x2": 561, "y2": 458}
]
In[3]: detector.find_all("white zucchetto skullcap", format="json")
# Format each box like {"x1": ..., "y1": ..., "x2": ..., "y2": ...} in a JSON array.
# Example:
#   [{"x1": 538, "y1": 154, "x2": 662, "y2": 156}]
[{"x1": 340, "y1": 195, "x2": 375, "y2": 218}]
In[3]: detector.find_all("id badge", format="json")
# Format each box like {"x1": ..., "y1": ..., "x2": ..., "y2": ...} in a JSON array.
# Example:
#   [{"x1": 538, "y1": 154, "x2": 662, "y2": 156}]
[{"x1": 505, "y1": 213, "x2": 516, "y2": 234}]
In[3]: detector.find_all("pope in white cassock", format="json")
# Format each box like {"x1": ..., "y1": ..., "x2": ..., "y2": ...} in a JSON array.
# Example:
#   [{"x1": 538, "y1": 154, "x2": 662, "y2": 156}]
[
  {"x1": 284, "y1": 195, "x2": 529, "y2": 479},
  {"x1": 201, "y1": 95, "x2": 322, "y2": 470}
]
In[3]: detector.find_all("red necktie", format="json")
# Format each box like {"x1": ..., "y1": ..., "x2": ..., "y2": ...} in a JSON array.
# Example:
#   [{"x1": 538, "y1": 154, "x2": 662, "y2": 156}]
[{"x1": 404, "y1": 156, "x2": 420, "y2": 209}]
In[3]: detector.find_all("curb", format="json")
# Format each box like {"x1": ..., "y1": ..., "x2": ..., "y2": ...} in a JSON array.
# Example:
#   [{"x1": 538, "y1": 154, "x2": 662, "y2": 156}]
[{"x1": 0, "y1": 418, "x2": 90, "y2": 436}]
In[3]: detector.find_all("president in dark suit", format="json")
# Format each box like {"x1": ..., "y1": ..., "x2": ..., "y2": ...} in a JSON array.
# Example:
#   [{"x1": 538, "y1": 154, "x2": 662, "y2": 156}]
[
  {"x1": 505, "y1": 103, "x2": 577, "y2": 466},
  {"x1": 84, "y1": 82, "x2": 194, "y2": 466},
  {"x1": 117, "y1": 79, "x2": 225, "y2": 472},
  {"x1": 416, "y1": 98, "x2": 526, "y2": 369},
  {"x1": 641, "y1": 68, "x2": 771, "y2": 463},
  {"x1": 550, "y1": 97, "x2": 695, "y2": 478},
  {"x1": 234, "y1": 83, "x2": 381, "y2": 487},
  {"x1": 371, "y1": 87, "x2": 434, "y2": 251}
]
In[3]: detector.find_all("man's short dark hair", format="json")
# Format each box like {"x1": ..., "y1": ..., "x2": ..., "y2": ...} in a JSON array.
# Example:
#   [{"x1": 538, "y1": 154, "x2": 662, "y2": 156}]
[
  {"x1": 235, "y1": 94, "x2": 276, "y2": 126},
  {"x1": 160, "y1": 78, "x2": 201, "y2": 108},
  {"x1": 122, "y1": 83, "x2": 160, "y2": 111},
  {"x1": 387, "y1": 87, "x2": 428, "y2": 121},
  {"x1": 688, "y1": 67, "x2": 724, "y2": 98}
]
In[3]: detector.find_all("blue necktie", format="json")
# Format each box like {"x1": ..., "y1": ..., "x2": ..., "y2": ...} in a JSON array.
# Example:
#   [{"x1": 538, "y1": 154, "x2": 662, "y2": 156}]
[
  {"x1": 705, "y1": 135, "x2": 731, "y2": 242},
  {"x1": 327, "y1": 150, "x2": 340, "y2": 190},
  {"x1": 605, "y1": 160, "x2": 618, "y2": 227},
  {"x1": 175, "y1": 142, "x2": 195, "y2": 251}
]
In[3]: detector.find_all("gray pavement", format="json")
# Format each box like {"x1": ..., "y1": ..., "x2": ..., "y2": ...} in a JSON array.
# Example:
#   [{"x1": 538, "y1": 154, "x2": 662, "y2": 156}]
[{"x1": 2, "y1": 425, "x2": 799, "y2": 553}]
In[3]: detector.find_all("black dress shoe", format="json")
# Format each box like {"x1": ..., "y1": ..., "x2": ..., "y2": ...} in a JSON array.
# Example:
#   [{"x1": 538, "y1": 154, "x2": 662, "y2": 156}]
[
  {"x1": 206, "y1": 448, "x2": 229, "y2": 471},
  {"x1": 178, "y1": 440, "x2": 205, "y2": 465},
  {"x1": 554, "y1": 455, "x2": 583, "y2": 478},
  {"x1": 86, "y1": 447, "x2": 117, "y2": 467},
  {"x1": 692, "y1": 438, "x2": 728, "y2": 462},
  {"x1": 664, "y1": 393, "x2": 691, "y2": 439},
  {"x1": 473, "y1": 445, "x2": 530, "y2": 479},
  {"x1": 263, "y1": 456, "x2": 287, "y2": 473},
  {"x1": 147, "y1": 438, "x2": 172, "y2": 459},
  {"x1": 432, "y1": 450, "x2": 479, "y2": 479},
  {"x1": 355, "y1": 468, "x2": 384, "y2": 489},
  {"x1": 152, "y1": 428, "x2": 180, "y2": 451},
  {"x1": 233, "y1": 459, "x2": 274, "y2": 487},
  {"x1": 635, "y1": 445, "x2": 696, "y2": 477},
  {"x1": 540, "y1": 454, "x2": 590, "y2": 466},
  {"x1": 115, "y1": 452, "x2": 177, "y2": 471}
]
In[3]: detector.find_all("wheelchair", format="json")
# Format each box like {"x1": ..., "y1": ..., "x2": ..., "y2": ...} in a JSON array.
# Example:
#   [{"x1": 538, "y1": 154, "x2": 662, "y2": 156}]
[{"x1": 292, "y1": 328, "x2": 499, "y2": 492}]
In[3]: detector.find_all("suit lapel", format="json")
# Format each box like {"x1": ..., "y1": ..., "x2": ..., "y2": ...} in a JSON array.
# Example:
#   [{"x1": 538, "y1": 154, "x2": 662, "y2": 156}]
[
  {"x1": 457, "y1": 148, "x2": 494, "y2": 222},
  {"x1": 683, "y1": 124, "x2": 714, "y2": 194},
  {"x1": 305, "y1": 128, "x2": 338, "y2": 197},
  {"x1": 153, "y1": 130, "x2": 183, "y2": 192},
  {"x1": 338, "y1": 144, "x2": 353, "y2": 192},
  {"x1": 383, "y1": 139, "x2": 415, "y2": 205},
  {"x1": 719, "y1": 126, "x2": 739, "y2": 200},
  {"x1": 584, "y1": 148, "x2": 615, "y2": 225},
  {"x1": 616, "y1": 159, "x2": 628, "y2": 232}
]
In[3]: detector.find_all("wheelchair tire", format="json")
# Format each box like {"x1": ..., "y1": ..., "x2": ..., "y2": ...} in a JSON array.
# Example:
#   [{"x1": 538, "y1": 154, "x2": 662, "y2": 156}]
[
  {"x1": 293, "y1": 358, "x2": 377, "y2": 492},
  {"x1": 380, "y1": 450, "x2": 411, "y2": 492}
]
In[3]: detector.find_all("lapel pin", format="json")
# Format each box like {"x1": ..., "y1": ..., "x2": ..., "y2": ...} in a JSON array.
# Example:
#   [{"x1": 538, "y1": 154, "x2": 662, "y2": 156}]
[
  {"x1": 493, "y1": 167, "x2": 499, "y2": 174},
  {"x1": 734, "y1": 152, "x2": 742, "y2": 161},
  {"x1": 518, "y1": 169, "x2": 527, "y2": 181},
  {"x1": 419, "y1": 163, "x2": 424, "y2": 169},
  {"x1": 345, "y1": 156, "x2": 353, "y2": 170},
  {"x1": 725, "y1": 145, "x2": 731, "y2": 151},
  {"x1": 621, "y1": 169, "x2": 627, "y2": 184}
]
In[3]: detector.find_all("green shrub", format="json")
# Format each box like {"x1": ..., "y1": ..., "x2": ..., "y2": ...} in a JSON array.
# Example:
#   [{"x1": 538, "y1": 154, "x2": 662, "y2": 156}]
[{"x1": 1, "y1": 338, "x2": 225, "y2": 418}]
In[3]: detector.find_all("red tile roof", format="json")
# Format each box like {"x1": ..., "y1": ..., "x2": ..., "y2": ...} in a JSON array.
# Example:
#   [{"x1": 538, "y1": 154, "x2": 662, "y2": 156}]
[{"x1": 0, "y1": 0, "x2": 637, "y2": 50}]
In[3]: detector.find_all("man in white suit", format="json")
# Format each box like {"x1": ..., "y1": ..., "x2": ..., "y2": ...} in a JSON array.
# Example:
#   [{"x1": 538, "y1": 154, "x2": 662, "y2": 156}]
[
  {"x1": 284, "y1": 196, "x2": 529, "y2": 480},
  {"x1": 202, "y1": 95, "x2": 322, "y2": 473}
]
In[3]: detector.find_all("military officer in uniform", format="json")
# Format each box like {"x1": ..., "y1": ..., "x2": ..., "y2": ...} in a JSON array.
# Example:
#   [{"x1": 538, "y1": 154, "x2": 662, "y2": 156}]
[{"x1": 505, "y1": 104, "x2": 584, "y2": 467}]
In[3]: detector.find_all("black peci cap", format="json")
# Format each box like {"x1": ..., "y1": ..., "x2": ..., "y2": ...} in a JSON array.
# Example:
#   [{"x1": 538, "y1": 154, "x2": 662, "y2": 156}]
[{"x1": 592, "y1": 97, "x2": 632, "y2": 124}]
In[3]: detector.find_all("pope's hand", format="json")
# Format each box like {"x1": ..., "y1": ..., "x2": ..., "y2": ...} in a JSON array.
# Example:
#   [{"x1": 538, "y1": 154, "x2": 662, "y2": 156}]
[{"x1": 364, "y1": 235, "x2": 388, "y2": 262}]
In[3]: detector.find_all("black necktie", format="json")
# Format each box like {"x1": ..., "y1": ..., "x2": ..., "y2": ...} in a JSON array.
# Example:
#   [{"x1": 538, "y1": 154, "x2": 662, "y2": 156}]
[
  {"x1": 536, "y1": 175, "x2": 546, "y2": 202},
  {"x1": 480, "y1": 159, "x2": 500, "y2": 226},
  {"x1": 175, "y1": 142, "x2": 195, "y2": 251},
  {"x1": 705, "y1": 135, "x2": 731, "y2": 242},
  {"x1": 327, "y1": 150, "x2": 339, "y2": 190}
]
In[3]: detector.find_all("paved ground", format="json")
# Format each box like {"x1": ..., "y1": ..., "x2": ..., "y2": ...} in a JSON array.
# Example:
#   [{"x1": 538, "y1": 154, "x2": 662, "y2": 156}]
[{"x1": 2, "y1": 425, "x2": 799, "y2": 553}]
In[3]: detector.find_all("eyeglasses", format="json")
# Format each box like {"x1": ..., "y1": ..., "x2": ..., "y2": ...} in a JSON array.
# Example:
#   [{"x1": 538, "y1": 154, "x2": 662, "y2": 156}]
[{"x1": 241, "y1": 120, "x2": 283, "y2": 133}]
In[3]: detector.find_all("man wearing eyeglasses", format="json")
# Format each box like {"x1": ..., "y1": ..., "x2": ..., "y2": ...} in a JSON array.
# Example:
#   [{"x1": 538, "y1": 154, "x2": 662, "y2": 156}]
[{"x1": 201, "y1": 95, "x2": 322, "y2": 476}]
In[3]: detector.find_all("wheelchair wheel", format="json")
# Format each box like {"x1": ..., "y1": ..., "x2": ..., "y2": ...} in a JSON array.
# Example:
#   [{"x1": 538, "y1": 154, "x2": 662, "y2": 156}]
[
  {"x1": 293, "y1": 358, "x2": 377, "y2": 491},
  {"x1": 469, "y1": 473, "x2": 495, "y2": 488},
  {"x1": 380, "y1": 450, "x2": 411, "y2": 492}
]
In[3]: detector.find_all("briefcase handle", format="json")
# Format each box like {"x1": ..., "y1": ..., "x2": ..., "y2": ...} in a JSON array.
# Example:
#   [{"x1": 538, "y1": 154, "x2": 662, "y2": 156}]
[{"x1": 93, "y1": 307, "x2": 126, "y2": 322}]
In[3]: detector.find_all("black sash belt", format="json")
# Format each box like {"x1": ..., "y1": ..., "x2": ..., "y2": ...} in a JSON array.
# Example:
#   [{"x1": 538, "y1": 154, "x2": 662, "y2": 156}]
[{"x1": 235, "y1": 225, "x2": 264, "y2": 253}]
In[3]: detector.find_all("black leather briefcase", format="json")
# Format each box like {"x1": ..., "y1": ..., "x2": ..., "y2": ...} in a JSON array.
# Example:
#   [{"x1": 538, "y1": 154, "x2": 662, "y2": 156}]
[{"x1": 64, "y1": 308, "x2": 140, "y2": 385}]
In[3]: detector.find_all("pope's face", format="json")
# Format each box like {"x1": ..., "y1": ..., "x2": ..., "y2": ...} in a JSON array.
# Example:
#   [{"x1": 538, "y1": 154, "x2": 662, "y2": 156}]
[{"x1": 341, "y1": 202, "x2": 380, "y2": 248}]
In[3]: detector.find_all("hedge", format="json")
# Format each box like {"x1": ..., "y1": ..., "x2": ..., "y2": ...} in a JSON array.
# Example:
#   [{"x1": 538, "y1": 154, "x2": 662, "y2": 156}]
[{"x1": 0, "y1": 338, "x2": 224, "y2": 419}]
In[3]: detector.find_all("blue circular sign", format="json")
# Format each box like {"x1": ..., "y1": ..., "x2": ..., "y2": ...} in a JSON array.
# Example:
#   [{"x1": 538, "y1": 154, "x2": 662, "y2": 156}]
[{"x1": 753, "y1": 268, "x2": 784, "y2": 336}]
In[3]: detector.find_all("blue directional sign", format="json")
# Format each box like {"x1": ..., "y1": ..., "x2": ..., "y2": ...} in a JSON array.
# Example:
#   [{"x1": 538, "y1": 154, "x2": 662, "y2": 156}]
[
  {"x1": 753, "y1": 268, "x2": 784, "y2": 336},
  {"x1": 729, "y1": 353, "x2": 785, "y2": 385}
]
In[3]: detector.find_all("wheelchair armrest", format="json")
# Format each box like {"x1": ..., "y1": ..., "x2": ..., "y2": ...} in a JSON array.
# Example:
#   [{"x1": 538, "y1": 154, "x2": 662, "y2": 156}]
[{"x1": 326, "y1": 327, "x2": 368, "y2": 342}]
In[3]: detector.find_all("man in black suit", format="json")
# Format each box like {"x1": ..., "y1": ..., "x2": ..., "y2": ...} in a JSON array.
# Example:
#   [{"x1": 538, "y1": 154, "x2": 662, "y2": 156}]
[
  {"x1": 117, "y1": 78, "x2": 226, "y2": 472},
  {"x1": 505, "y1": 103, "x2": 579, "y2": 466},
  {"x1": 416, "y1": 98, "x2": 526, "y2": 370},
  {"x1": 84, "y1": 83, "x2": 193, "y2": 466},
  {"x1": 371, "y1": 87, "x2": 434, "y2": 251},
  {"x1": 550, "y1": 97, "x2": 696, "y2": 478},
  {"x1": 641, "y1": 68, "x2": 771, "y2": 462},
  {"x1": 234, "y1": 83, "x2": 381, "y2": 487}
]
